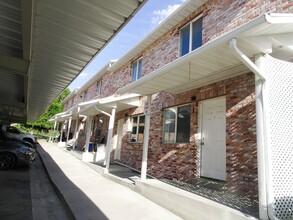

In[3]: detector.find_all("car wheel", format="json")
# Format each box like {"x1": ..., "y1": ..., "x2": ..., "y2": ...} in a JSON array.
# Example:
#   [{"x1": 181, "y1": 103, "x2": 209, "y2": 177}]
[{"x1": 0, "y1": 153, "x2": 16, "y2": 170}]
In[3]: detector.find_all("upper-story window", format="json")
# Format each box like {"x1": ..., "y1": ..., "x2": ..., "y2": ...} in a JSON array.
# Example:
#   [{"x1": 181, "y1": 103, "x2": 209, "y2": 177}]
[
  {"x1": 96, "y1": 80, "x2": 102, "y2": 96},
  {"x1": 132, "y1": 58, "x2": 142, "y2": 82},
  {"x1": 179, "y1": 16, "x2": 202, "y2": 57},
  {"x1": 83, "y1": 91, "x2": 87, "y2": 101}
]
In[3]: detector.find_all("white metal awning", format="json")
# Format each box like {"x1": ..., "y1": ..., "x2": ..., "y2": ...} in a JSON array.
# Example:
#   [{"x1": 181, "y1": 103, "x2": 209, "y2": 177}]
[
  {"x1": 48, "y1": 99, "x2": 99, "y2": 122},
  {"x1": 0, "y1": 0, "x2": 146, "y2": 124},
  {"x1": 48, "y1": 112, "x2": 70, "y2": 123},
  {"x1": 117, "y1": 13, "x2": 293, "y2": 95},
  {"x1": 78, "y1": 94, "x2": 141, "y2": 117},
  {"x1": 50, "y1": 93, "x2": 140, "y2": 122}
]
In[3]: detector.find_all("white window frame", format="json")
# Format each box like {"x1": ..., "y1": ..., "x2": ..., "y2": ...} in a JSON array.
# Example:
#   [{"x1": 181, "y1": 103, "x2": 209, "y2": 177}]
[
  {"x1": 129, "y1": 114, "x2": 145, "y2": 143},
  {"x1": 163, "y1": 104, "x2": 191, "y2": 143},
  {"x1": 179, "y1": 14, "x2": 202, "y2": 56},
  {"x1": 132, "y1": 58, "x2": 142, "y2": 82}
]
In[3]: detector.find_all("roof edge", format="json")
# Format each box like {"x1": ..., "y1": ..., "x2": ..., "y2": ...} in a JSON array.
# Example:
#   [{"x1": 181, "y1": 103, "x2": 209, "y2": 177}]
[
  {"x1": 109, "y1": 0, "x2": 207, "y2": 72},
  {"x1": 76, "y1": 60, "x2": 117, "y2": 95}
]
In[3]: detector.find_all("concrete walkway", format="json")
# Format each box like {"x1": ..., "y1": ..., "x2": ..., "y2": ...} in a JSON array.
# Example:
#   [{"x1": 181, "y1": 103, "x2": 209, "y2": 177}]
[{"x1": 37, "y1": 140, "x2": 182, "y2": 220}]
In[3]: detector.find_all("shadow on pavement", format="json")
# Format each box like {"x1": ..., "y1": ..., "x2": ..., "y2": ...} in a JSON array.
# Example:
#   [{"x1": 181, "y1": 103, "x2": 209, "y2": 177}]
[{"x1": 37, "y1": 144, "x2": 109, "y2": 220}]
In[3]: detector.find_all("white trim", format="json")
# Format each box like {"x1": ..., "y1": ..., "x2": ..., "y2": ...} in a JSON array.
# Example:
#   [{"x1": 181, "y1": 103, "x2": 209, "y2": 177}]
[{"x1": 197, "y1": 102, "x2": 203, "y2": 177}]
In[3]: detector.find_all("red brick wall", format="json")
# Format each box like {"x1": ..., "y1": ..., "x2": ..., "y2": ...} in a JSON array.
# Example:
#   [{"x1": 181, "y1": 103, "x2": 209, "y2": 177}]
[
  {"x1": 117, "y1": 73, "x2": 257, "y2": 198},
  {"x1": 203, "y1": 0, "x2": 293, "y2": 43},
  {"x1": 62, "y1": 0, "x2": 292, "y2": 198},
  {"x1": 226, "y1": 73, "x2": 257, "y2": 198}
]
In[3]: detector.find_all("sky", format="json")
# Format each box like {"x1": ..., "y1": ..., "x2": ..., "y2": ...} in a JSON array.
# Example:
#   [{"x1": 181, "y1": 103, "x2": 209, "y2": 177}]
[{"x1": 68, "y1": 0, "x2": 186, "y2": 91}]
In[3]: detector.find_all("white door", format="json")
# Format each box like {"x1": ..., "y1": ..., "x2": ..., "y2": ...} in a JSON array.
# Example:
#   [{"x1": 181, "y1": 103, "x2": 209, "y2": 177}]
[
  {"x1": 114, "y1": 119, "x2": 123, "y2": 160},
  {"x1": 200, "y1": 97, "x2": 226, "y2": 181}
]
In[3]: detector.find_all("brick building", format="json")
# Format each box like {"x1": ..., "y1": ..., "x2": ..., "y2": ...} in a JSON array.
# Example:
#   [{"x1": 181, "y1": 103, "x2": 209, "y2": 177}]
[{"x1": 50, "y1": 1, "x2": 293, "y2": 219}]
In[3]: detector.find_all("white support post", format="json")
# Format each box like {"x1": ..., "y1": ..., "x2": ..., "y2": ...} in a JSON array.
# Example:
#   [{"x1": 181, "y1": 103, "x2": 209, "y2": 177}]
[
  {"x1": 255, "y1": 54, "x2": 269, "y2": 220},
  {"x1": 59, "y1": 122, "x2": 64, "y2": 143},
  {"x1": 84, "y1": 116, "x2": 92, "y2": 152},
  {"x1": 66, "y1": 117, "x2": 72, "y2": 147},
  {"x1": 82, "y1": 116, "x2": 93, "y2": 162},
  {"x1": 72, "y1": 115, "x2": 79, "y2": 149},
  {"x1": 141, "y1": 95, "x2": 152, "y2": 181},
  {"x1": 104, "y1": 107, "x2": 116, "y2": 173},
  {"x1": 49, "y1": 123, "x2": 54, "y2": 143},
  {"x1": 50, "y1": 121, "x2": 57, "y2": 143},
  {"x1": 56, "y1": 122, "x2": 60, "y2": 142}
]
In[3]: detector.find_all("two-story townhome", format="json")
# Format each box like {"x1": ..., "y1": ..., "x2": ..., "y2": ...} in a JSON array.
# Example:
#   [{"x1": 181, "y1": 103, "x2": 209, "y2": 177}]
[{"x1": 50, "y1": 0, "x2": 293, "y2": 219}]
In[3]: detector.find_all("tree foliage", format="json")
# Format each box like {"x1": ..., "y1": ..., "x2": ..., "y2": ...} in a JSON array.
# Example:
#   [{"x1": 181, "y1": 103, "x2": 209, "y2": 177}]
[{"x1": 27, "y1": 88, "x2": 71, "y2": 130}]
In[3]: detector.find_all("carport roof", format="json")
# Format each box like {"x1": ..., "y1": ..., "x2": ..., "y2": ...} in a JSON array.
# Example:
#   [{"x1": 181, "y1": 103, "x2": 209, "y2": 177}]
[
  {"x1": 0, "y1": 0, "x2": 146, "y2": 124},
  {"x1": 117, "y1": 13, "x2": 293, "y2": 95}
]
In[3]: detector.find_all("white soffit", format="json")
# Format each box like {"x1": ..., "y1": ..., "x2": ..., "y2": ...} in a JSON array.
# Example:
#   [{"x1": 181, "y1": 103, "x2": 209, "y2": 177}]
[
  {"x1": 117, "y1": 13, "x2": 293, "y2": 95},
  {"x1": 0, "y1": 0, "x2": 146, "y2": 123}
]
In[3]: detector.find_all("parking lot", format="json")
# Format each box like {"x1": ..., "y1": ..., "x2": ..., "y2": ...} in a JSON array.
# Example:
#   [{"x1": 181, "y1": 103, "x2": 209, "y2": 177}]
[
  {"x1": 0, "y1": 148, "x2": 71, "y2": 220},
  {"x1": 0, "y1": 164, "x2": 32, "y2": 219}
]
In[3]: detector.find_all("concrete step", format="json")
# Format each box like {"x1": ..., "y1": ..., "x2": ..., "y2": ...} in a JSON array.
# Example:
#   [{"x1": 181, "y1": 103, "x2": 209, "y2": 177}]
[{"x1": 135, "y1": 179, "x2": 257, "y2": 220}]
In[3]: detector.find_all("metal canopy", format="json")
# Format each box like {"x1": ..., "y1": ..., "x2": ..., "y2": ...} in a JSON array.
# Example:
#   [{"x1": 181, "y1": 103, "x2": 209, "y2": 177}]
[
  {"x1": 0, "y1": 0, "x2": 146, "y2": 124},
  {"x1": 117, "y1": 13, "x2": 293, "y2": 95},
  {"x1": 49, "y1": 93, "x2": 140, "y2": 122},
  {"x1": 77, "y1": 93, "x2": 141, "y2": 117}
]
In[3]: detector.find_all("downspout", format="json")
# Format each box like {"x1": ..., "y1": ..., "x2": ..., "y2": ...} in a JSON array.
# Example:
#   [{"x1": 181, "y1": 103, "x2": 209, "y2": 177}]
[{"x1": 229, "y1": 38, "x2": 269, "y2": 220}]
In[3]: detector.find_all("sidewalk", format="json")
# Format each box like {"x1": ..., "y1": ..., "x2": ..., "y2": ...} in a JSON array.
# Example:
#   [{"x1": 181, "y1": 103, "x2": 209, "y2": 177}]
[{"x1": 37, "y1": 140, "x2": 182, "y2": 220}]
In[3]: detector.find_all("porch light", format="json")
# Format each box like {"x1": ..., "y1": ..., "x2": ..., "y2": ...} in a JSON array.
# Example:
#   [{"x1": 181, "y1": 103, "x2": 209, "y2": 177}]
[{"x1": 191, "y1": 96, "x2": 196, "y2": 101}]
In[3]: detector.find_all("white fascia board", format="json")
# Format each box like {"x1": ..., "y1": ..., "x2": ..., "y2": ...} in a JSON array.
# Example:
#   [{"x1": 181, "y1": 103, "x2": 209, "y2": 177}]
[{"x1": 62, "y1": 88, "x2": 79, "y2": 104}]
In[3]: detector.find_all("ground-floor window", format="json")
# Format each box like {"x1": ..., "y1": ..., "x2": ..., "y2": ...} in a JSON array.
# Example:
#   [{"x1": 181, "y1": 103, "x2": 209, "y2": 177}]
[
  {"x1": 163, "y1": 104, "x2": 191, "y2": 143},
  {"x1": 129, "y1": 115, "x2": 145, "y2": 142}
]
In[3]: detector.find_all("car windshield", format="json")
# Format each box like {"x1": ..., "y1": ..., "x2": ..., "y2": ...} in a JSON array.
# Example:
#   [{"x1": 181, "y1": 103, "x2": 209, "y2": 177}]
[{"x1": 6, "y1": 126, "x2": 21, "y2": 134}]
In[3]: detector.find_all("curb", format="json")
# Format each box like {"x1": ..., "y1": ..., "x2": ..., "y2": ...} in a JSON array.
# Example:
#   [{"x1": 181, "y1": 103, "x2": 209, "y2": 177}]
[{"x1": 36, "y1": 147, "x2": 76, "y2": 220}]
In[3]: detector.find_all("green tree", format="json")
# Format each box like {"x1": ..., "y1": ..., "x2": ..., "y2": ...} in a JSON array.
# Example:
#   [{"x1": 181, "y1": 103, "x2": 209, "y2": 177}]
[{"x1": 28, "y1": 88, "x2": 71, "y2": 130}]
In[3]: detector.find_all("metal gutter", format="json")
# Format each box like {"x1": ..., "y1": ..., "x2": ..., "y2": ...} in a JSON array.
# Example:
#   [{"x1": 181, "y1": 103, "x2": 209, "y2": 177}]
[
  {"x1": 229, "y1": 39, "x2": 265, "y2": 80},
  {"x1": 229, "y1": 38, "x2": 269, "y2": 220}
]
